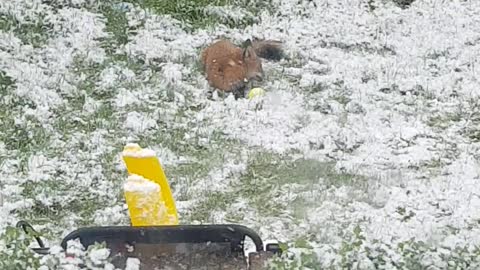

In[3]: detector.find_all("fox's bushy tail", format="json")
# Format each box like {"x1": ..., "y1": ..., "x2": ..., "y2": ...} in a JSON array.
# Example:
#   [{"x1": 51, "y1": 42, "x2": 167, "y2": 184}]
[{"x1": 251, "y1": 39, "x2": 284, "y2": 61}]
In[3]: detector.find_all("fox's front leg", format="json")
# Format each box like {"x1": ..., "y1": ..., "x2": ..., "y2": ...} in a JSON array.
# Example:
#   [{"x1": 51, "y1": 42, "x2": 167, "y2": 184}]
[{"x1": 231, "y1": 79, "x2": 248, "y2": 100}]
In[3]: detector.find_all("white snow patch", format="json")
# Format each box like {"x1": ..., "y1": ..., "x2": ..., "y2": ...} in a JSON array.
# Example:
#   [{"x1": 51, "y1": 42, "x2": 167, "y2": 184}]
[
  {"x1": 93, "y1": 205, "x2": 126, "y2": 225},
  {"x1": 115, "y1": 88, "x2": 142, "y2": 108},
  {"x1": 124, "y1": 111, "x2": 158, "y2": 133},
  {"x1": 125, "y1": 257, "x2": 141, "y2": 270},
  {"x1": 88, "y1": 248, "x2": 110, "y2": 265},
  {"x1": 124, "y1": 174, "x2": 160, "y2": 193},
  {"x1": 122, "y1": 143, "x2": 157, "y2": 158}
]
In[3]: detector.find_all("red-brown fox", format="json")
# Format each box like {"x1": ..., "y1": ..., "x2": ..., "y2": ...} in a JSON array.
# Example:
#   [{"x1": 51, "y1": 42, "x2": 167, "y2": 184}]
[{"x1": 200, "y1": 38, "x2": 283, "y2": 99}]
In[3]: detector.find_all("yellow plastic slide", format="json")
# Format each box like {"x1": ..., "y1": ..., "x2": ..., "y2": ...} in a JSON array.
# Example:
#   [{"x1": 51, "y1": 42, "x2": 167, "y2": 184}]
[{"x1": 121, "y1": 143, "x2": 179, "y2": 226}]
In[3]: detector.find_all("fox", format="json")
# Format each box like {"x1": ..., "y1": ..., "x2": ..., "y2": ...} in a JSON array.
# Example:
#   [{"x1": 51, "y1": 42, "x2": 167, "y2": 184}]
[{"x1": 200, "y1": 38, "x2": 284, "y2": 99}]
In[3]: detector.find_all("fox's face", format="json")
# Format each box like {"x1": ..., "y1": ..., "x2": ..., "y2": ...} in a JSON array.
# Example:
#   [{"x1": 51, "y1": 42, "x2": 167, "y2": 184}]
[{"x1": 243, "y1": 45, "x2": 264, "y2": 82}]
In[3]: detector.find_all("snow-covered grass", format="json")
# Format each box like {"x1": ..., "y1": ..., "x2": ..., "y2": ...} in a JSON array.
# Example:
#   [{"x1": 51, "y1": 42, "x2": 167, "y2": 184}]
[{"x1": 1, "y1": 0, "x2": 480, "y2": 269}]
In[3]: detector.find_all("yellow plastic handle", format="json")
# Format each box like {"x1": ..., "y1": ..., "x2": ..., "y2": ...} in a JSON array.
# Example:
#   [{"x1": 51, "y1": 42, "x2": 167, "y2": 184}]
[{"x1": 122, "y1": 144, "x2": 179, "y2": 225}]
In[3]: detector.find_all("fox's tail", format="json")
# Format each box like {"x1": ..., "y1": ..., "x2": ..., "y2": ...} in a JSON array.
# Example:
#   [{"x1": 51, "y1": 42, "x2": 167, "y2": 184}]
[{"x1": 251, "y1": 39, "x2": 284, "y2": 61}]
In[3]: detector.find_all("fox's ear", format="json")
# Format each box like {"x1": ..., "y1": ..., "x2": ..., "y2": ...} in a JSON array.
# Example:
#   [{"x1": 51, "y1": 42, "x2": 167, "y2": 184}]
[
  {"x1": 243, "y1": 39, "x2": 255, "y2": 59},
  {"x1": 243, "y1": 46, "x2": 256, "y2": 59},
  {"x1": 242, "y1": 39, "x2": 253, "y2": 49},
  {"x1": 243, "y1": 47, "x2": 250, "y2": 58}
]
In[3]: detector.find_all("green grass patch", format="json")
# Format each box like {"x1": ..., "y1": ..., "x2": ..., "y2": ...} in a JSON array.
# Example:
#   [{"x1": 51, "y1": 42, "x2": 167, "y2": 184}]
[
  {"x1": 0, "y1": 226, "x2": 41, "y2": 269},
  {"x1": 70, "y1": 57, "x2": 116, "y2": 100},
  {"x1": 121, "y1": 0, "x2": 273, "y2": 30},
  {"x1": 15, "y1": 150, "x2": 125, "y2": 234},
  {"x1": 235, "y1": 151, "x2": 366, "y2": 217},
  {"x1": 0, "y1": 70, "x2": 15, "y2": 94},
  {"x1": 127, "y1": 0, "x2": 231, "y2": 28},
  {"x1": 1, "y1": 115, "x2": 51, "y2": 153},
  {"x1": 0, "y1": 71, "x2": 51, "y2": 153},
  {"x1": 0, "y1": 13, "x2": 51, "y2": 48},
  {"x1": 427, "y1": 112, "x2": 462, "y2": 130},
  {"x1": 466, "y1": 111, "x2": 480, "y2": 142},
  {"x1": 240, "y1": 152, "x2": 365, "y2": 188},
  {"x1": 187, "y1": 192, "x2": 231, "y2": 223},
  {"x1": 15, "y1": 182, "x2": 96, "y2": 235},
  {"x1": 58, "y1": 102, "x2": 119, "y2": 133},
  {"x1": 182, "y1": 149, "x2": 368, "y2": 223},
  {"x1": 171, "y1": 149, "x2": 369, "y2": 222},
  {"x1": 100, "y1": 2, "x2": 130, "y2": 49}
]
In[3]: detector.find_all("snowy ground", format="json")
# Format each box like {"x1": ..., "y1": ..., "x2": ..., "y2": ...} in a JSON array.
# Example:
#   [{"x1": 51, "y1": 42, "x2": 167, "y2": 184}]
[{"x1": 1, "y1": 0, "x2": 480, "y2": 269}]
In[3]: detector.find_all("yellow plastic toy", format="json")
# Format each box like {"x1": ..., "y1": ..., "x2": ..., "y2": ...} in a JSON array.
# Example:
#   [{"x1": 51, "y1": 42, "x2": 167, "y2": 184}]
[
  {"x1": 122, "y1": 143, "x2": 179, "y2": 225},
  {"x1": 123, "y1": 174, "x2": 169, "y2": 226},
  {"x1": 248, "y1": 87, "x2": 266, "y2": 99}
]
